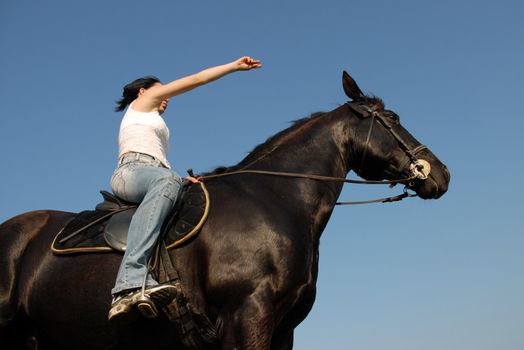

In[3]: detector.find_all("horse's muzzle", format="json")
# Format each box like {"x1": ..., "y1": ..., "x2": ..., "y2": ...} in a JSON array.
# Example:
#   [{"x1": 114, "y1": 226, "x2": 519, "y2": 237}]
[{"x1": 409, "y1": 163, "x2": 450, "y2": 200}]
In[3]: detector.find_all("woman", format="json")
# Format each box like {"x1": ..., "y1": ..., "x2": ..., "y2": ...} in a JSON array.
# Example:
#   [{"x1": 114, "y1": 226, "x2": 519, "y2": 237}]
[{"x1": 108, "y1": 56, "x2": 262, "y2": 323}]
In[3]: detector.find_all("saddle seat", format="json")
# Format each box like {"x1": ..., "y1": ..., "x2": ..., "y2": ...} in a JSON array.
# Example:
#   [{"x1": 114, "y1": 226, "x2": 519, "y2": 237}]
[{"x1": 95, "y1": 190, "x2": 138, "y2": 211}]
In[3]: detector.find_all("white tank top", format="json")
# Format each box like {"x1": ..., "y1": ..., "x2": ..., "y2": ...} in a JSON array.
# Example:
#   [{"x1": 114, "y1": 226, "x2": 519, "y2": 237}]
[{"x1": 118, "y1": 102, "x2": 171, "y2": 168}]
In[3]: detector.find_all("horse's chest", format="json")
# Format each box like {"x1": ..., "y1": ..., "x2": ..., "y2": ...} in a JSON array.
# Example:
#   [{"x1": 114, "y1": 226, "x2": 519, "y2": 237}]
[
  {"x1": 276, "y1": 250, "x2": 318, "y2": 325},
  {"x1": 275, "y1": 277, "x2": 317, "y2": 331}
]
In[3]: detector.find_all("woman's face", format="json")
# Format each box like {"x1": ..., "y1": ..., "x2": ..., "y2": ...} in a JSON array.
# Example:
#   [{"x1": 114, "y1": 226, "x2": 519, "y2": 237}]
[
  {"x1": 138, "y1": 82, "x2": 169, "y2": 114},
  {"x1": 158, "y1": 98, "x2": 169, "y2": 114},
  {"x1": 151, "y1": 83, "x2": 169, "y2": 114}
]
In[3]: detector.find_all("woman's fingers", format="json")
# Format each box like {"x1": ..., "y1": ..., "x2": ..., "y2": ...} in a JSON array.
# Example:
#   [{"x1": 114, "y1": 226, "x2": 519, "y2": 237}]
[{"x1": 237, "y1": 56, "x2": 262, "y2": 70}]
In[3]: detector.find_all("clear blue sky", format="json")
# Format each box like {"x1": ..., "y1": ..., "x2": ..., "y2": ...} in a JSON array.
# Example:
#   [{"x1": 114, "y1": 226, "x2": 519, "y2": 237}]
[{"x1": 1, "y1": 1, "x2": 523, "y2": 349}]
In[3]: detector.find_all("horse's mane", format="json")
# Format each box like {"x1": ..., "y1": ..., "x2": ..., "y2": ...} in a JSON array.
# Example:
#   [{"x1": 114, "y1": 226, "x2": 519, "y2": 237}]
[
  {"x1": 205, "y1": 112, "x2": 326, "y2": 175},
  {"x1": 204, "y1": 94, "x2": 384, "y2": 175}
]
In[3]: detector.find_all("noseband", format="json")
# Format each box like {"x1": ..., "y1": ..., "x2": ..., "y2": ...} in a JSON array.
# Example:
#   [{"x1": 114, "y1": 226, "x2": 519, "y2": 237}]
[{"x1": 348, "y1": 102, "x2": 431, "y2": 181}]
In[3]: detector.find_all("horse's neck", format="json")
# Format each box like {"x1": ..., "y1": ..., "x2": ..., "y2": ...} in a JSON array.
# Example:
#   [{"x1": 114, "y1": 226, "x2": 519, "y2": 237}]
[
  {"x1": 245, "y1": 110, "x2": 350, "y2": 238},
  {"x1": 247, "y1": 111, "x2": 349, "y2": 175}
]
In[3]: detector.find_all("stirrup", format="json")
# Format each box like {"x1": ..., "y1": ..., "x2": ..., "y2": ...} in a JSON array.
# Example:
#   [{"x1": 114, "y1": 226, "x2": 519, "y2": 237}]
[
  {"x1": 137, "y1": 294, "x2": 159, "y2": 318},
  {"x1": 135, "y1": 283, "x2": 178, "y2": 319}
]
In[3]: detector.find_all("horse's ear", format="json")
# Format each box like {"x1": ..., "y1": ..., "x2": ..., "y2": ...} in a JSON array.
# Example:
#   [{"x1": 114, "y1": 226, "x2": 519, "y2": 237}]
[{"x1": 342, "y1": 71, "x2": 365, "y2": 101}]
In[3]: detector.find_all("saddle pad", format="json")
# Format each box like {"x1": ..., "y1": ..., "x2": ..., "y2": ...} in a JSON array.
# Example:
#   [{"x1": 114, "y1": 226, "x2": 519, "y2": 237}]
[
  {"x1": 51, "y1": 210, "x2": 116, "y2": 254},
  {"x1": 51, "y1": 182, "x2": 210, "y2": 254},
  {"x1": 166, "y1": 181, "x2": 210, "y2": 249}
]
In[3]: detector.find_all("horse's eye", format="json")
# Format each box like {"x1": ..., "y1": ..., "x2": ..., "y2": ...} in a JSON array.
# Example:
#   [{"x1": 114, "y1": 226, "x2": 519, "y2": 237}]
[{"x1": 385, "y1": 112, "x2": 400, "y2": 124}]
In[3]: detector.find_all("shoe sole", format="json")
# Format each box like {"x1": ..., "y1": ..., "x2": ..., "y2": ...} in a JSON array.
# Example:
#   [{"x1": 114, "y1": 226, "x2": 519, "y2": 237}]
[{"x1": 108, "y1": 307, "x2": 139, "y2": 325}]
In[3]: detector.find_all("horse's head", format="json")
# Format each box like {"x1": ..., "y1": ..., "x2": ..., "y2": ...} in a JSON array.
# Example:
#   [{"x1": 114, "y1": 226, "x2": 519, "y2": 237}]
[{"x1": 342, "y1": 71, "x2": 450, "y2": 199}]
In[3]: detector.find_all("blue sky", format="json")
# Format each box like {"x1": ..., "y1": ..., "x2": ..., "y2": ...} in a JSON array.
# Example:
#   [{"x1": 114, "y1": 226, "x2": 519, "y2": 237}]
[{"x1": 1, "y1": 1, "x2": 523, "y2": 349}]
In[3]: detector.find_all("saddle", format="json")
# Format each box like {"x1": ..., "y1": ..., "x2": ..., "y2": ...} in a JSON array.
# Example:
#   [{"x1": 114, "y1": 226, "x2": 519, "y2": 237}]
[
  {"x1": 51, "y1": 182, "x2": 219, "y2": 348},
  {"x1": 51, "y1": 182, "x2": 210, "y2": 254}
]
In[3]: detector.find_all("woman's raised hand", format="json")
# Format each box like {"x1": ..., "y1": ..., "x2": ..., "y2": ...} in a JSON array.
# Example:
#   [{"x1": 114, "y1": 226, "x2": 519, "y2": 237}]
[{"x1": 234, "y1": 56, "x2": 262, "y2": 71}]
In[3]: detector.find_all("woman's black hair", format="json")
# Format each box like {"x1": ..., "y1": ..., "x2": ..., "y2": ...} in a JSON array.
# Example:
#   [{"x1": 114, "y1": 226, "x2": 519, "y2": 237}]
[{"x1": 115, "y1": 76, "x2": 161, "y2": 112}]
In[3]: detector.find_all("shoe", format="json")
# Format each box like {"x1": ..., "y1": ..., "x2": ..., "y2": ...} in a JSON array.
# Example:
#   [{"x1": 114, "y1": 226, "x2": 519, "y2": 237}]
[
  {"x1": 108, "y1": 289, "x2": 140, "y2": 325},
  {"x1": 108, "y1": 284, "x2": 179, "y2": 324},
  {"x1": 137, "y1": 284, "x2": 179, "y2": 319}
]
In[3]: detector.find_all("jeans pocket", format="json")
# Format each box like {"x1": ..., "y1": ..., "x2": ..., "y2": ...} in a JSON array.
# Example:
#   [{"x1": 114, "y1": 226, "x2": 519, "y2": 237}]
[
  {"x1": 162, "y1": 177, "x2": 182, "y2": 203},
  {"x1": 111, "y1": 168, "x2": 128, "y2": 199}
]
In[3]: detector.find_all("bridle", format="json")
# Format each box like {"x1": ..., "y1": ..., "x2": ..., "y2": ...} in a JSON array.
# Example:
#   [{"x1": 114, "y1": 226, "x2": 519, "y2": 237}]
[
  {"x1": 347, "y1": 102, "x2": 431, "y2": 184},
  {"x1": 199, "y1": 103, "x2": 431, "y2": 205}
]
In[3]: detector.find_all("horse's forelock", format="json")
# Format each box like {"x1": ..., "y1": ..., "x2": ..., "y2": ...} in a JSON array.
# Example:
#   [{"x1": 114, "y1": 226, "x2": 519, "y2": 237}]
[{"x1": 364, "y1": 95, "x2": 385, "y2": 111}]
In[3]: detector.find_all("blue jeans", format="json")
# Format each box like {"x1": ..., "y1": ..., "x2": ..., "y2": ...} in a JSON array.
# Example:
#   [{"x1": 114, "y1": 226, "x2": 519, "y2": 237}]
[{"x1": 110, "y1": 153, "x2": 182, "y2": 295}]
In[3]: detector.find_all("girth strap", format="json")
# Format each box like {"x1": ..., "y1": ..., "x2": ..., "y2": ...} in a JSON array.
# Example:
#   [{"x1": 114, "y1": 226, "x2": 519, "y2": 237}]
[
  {"x1": 152, "y1": 243, "x2": 218, "y2": 349},
  {"x1": 154, "y1": 241, "x2": 181, "y2": 284}
]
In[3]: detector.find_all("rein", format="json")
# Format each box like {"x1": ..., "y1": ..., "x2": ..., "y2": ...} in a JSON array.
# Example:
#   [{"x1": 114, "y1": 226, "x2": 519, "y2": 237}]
[
  {"x1": 197, "y1": 102, "x2": 429, "y2": 206},
  {"x1": 199, "y1": 170, "x2": 418, "y2": 205}
]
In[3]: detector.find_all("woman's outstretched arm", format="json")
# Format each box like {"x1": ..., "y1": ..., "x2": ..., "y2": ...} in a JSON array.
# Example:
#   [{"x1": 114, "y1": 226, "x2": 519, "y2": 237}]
[{"x1": 134, "y1": 57, "x2": 261, "y2": 111}]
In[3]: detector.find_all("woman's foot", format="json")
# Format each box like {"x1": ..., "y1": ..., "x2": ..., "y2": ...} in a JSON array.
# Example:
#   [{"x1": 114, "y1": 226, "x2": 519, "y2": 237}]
[
  {"x1": 136, "y1": 284, "x2": 179, "y2": 319},
  {"x1": 108, "y1": 289, "x2": 140, "y2": 325},
  {"x1": 108, "y1": 284, "x2": 179, "y2": 324}
]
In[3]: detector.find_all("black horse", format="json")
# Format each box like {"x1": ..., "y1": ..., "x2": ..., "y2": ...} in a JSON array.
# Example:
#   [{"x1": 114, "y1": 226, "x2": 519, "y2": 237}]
[{"x1": 0, "y1": 72, "x2": 449, "y2": 349}]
